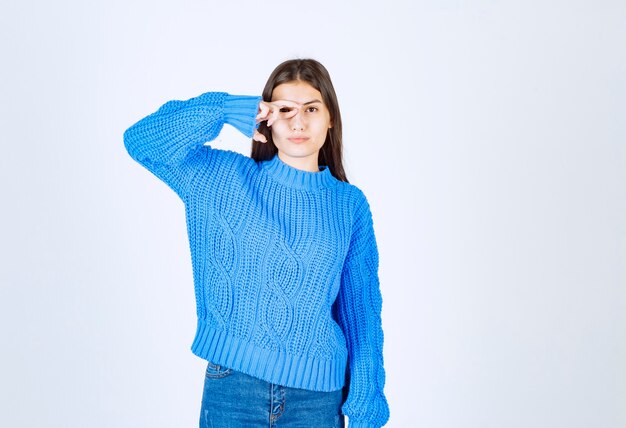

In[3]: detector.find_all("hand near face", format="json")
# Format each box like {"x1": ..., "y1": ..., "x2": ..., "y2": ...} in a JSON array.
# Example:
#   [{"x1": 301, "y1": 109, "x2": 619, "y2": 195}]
[{"x1": 253, "y1": 100, "x2": 301, "y2": 143}]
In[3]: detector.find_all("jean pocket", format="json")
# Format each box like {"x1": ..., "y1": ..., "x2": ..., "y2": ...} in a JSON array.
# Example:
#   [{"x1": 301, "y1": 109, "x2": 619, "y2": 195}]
[{"x1": 205, "y1": 361, "x2": 233, "y2": 379}]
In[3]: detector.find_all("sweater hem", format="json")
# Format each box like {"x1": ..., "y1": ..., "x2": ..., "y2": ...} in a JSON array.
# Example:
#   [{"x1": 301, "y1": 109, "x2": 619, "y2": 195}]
[{"x1": 190, "y1": 319, "x2": 347, "y2": 392}]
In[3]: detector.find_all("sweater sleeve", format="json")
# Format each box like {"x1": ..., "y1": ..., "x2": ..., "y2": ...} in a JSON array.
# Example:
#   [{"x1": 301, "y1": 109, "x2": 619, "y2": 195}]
[
  {"x1": 123, "y1": 92, "x2": 261, "y2": 199},
  {"x1": 334, "y1": 195, "x2": 390, "y2": 428}
]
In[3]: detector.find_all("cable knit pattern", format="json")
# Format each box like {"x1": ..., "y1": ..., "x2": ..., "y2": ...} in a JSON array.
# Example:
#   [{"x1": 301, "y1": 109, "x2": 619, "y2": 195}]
[{"x1": 123, "y1": 92, "x2": 389, "y2": 427}]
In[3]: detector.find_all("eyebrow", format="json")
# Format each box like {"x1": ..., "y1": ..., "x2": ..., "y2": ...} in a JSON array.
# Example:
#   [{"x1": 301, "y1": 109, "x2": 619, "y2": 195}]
[{"x1": 302, "y1": 99, "x2": 323, "y2": 105}]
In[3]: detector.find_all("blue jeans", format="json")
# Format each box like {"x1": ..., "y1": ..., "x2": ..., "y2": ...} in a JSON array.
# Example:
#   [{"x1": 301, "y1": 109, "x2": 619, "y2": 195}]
[{"x1": 200, "y1": 361, "x2": 346, "y2": 427}]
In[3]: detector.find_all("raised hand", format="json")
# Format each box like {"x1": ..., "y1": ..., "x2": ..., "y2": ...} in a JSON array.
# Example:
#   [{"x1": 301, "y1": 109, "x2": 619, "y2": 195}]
[{"x1": 253, "y1": 100, "x2": 301, "y2": 143}]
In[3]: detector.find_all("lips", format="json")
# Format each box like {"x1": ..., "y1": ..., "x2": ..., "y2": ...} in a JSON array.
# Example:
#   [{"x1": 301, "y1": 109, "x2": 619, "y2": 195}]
[{"x1": 288, "y1": 137, "x2": 310, "y2": 144}]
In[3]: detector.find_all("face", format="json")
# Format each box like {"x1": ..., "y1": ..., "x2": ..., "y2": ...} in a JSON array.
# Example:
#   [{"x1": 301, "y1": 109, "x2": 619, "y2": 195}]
[{"x1": 270, "y1": 81, "x2": 332, "y2": 171}]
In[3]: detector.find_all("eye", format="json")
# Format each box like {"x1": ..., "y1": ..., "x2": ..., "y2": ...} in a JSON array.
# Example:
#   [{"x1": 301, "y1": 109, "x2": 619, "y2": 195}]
[
  {"x1": 305, "y1": 106, "x2": 319, "y2": 113},
  {"x1": 279, "y1": 107, "x2": 294, "y2": 113}
]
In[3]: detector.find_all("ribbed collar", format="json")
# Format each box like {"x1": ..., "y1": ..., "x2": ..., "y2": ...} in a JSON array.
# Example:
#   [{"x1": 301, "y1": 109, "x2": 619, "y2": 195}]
[{"x1": 261, "y1": 153, "x2": 338, "y2": 191}]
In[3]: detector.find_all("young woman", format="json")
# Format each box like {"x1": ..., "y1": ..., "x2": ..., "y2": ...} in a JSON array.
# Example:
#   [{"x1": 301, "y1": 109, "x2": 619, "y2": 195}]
[{"x1": 124, "y1": 59, "x2": 389, "y2": 427}]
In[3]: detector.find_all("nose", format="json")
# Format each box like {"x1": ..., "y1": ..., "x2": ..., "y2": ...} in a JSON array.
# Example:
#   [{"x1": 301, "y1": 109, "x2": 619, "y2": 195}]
[{"x1": 290, "y1": 110, "x2": 305, "y2": 131}]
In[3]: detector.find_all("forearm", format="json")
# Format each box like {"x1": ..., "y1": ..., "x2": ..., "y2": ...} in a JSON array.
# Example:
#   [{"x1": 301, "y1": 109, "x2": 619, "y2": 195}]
[
  {"x1": 123, "y1": 92, "x2": 261, "y2": 197},
  {"x1": 124, "y1": 92, "x2": 260, "y2": 166},
  {"x1": 336, "y1": 276, "x2": 389, "y2": 428},
  {"x1": 335, "y1": 197, "x2": 390, "y2": 427}
]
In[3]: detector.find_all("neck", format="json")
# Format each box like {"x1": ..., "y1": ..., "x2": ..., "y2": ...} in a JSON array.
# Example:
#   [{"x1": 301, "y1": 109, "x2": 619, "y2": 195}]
[
  {"x1": 261, "y1": 153, "x2": 336, "y2": 191},
  {"x1": 278, "y1": 152, "x2": 319, "y2": 172}
]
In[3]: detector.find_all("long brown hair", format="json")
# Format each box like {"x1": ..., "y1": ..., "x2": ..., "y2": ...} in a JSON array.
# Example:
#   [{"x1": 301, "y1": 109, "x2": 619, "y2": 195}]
[{"x1": 251, "y1": 59, "x2": 349, "y2": 183}]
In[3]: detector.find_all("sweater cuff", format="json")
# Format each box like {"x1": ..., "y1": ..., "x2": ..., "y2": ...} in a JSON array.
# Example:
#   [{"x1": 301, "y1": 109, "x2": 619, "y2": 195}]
[{"x1": 223, "y1": 94, "x2": 262, "y2": 138}]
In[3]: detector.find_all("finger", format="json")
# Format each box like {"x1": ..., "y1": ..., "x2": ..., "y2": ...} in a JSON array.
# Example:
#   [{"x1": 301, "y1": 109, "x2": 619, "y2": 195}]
[
  {"x1": 267, "y1": 106, "x2": 283, "y2": 127},
  {"x1": 271, "y1": 100, "x2": 301, "y2": 120},
  {"x1": 257, "y1": 102, "x2": 277, "y2": 122},
  {"x1": 253, "y1": 129, "x2": 267, "y2": 143},
  {"x1": 267, "y1": 110, "x2": 277, "y2": 127},
  {"x1": 256, "y1": 102, "x2": 271, "y2": 122},
  {"x1": 278, "y1": 106, "x2": 299, "y2": 120},
  {"x1": 271, "y1": 99, "x2": 301, "y2": 109},
  {"x1": 257, "y1": 111, "x2": 271, "y2": 124}
]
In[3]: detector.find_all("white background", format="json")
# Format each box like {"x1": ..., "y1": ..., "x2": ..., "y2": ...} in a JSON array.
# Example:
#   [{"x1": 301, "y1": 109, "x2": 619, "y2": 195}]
[{"x1": 1, "y1": 1, "x2": 625, "y2": 427}]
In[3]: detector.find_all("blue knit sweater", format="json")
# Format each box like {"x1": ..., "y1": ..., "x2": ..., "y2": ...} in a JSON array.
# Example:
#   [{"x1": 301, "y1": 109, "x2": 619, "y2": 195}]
[{"x1": 124, "y1": 92, "x2": 389, "y2": 427}]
